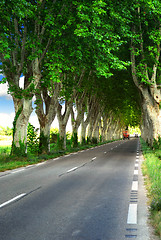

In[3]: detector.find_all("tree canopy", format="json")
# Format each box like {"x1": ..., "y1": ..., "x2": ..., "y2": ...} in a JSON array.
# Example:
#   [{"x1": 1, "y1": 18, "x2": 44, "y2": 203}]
[{"x1": 3, "y1": 0, "x2": 161, "y2": 153}]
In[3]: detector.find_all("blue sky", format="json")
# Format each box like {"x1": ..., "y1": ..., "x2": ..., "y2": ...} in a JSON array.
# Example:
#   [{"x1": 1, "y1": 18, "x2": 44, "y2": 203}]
[
  {"x1": 0, "y1": 75, "x2": 15, "y2": 128},
  {"x1": 0, "y1": 75, "x2": 72, "y2": 131},
  {"x1": 0, "y1": 96, "x2": 14, "y2": 113}
]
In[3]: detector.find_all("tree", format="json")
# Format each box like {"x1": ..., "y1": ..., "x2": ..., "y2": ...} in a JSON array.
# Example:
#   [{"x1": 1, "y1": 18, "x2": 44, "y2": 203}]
[
  {"x1": 0, "y1": 0, "x2": 57, "y2": 155},
  {"x1": 129, "y1": 0, "x2": 161, "y2": 144}
]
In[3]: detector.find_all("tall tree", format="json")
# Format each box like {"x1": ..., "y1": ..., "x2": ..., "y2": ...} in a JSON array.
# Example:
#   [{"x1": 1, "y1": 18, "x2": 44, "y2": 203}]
[
  {"x1": 0, "y1": 0, "x2": 58, "y2": 154},
  {"x1": 129, "y1": 0, "x2": 161, "y2": 144}
]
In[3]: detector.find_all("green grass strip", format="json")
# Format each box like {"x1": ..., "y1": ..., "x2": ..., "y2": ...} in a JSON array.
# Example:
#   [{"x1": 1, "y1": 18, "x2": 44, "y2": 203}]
[{"x1": 140, "y1": 138, "x2": 161, "y2": 239}]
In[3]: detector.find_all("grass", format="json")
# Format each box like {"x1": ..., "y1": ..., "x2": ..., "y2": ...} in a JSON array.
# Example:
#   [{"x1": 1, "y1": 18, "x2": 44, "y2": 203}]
[
  {"x1": 0, "y1": 145, "x2": 11, "y2": 155},
  {"x1": 140, "y1": 138, "x2": 161, "y2": 239},
  {"x1": 0, "y1": 139, "x2": 118, "y2": 172}
]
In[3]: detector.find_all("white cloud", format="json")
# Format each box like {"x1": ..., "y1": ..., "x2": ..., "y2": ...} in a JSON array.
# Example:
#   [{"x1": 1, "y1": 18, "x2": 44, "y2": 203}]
[
  {"x1": 29, "y1": 113, "x2": 39, "y2": 128},
  {"x1": 0, "y1": 112, "x2": 15, "y2": 128},
  {"x1": 0, "y1": 76, "x2": 25, "y2": 99},
  {"x1": 0, "y1": 82, "x2": 11, "y2": 99}
]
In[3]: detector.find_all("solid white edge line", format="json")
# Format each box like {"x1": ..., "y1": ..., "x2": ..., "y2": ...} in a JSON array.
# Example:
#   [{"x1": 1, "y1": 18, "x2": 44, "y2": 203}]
[
  {"x1": 127, "y1": 204, "x2": 137, "y2": 224},
  {"x1": 0, "y1": 193, "x2": 26, "y2": 209},
  {"x1": 11, "y1": 168, "x2": 25, "y2": 174},
  {"x1": 36, "y1": 162, "x2": 46, "y2": 166}
]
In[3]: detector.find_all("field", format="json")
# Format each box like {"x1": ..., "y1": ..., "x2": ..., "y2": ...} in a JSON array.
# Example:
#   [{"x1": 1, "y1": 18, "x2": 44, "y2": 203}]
[{"x1": 0, "y1": 135, "x2": 12, "y2": 146}]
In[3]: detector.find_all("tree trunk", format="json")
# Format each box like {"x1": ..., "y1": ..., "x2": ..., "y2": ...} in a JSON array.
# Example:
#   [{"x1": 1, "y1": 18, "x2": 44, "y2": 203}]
[
  {"x1": 57, "y1": 100, "x2": 72, "y2": 150},
  {"x1": 80, "y1": 119, "x2": 88, "y2": 144},
  {"x1": 71, "y1": 106, "x2": 84, "y2": 148},
  {"x1": 58, "y1": 122, "x2": 67, "y2": 150},
  {"x1": 92, "y1": 113, "x2": 101, "y2": 143},
  {"x1": 140, "y1": 88, "x2": 161, "y2": 145},
  {"x1": 11, "y1": 98, "x2": 33, "y2": 155},
  {"x1": 35, "y1": 83, "x2": 60, "y2": 154},
  {"x1": 101, "y1": 115, "x2": 109, "y2": 142},
  {"x1": 39, "y1": 123, "x2": 51, "y2": 154},
  {"x1": 130, "y1": 25, "x2": 161, "y2": 145},
  {"x1": 106, "y1": 116, "x2": 114, "y2": 141}
]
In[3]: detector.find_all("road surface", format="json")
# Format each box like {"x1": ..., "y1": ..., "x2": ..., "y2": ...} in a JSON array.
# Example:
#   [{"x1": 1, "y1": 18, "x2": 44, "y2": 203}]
[{"x1": 0, "y1": 139, "x2": 152, "y2": 240}]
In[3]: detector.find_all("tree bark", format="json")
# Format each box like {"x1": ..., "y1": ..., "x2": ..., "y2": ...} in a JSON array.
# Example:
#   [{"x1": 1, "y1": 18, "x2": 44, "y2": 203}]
[
  {"x1": 130, "y1": 12, "x2": 161, "y2": 145},
  {"x1": 71, "y1": 100, "x2": 85, "y2": 147},
  {"x1": 131, "y1": 43, "x2": 161, "y2": 145},
  {"x1": 57, "y1": 100, "x2": 72, "y2": 150},
  {"x1": 35, "y1": 83, "x2": 60, "y2": 154},
  {"x1": 11, "y1": 98, "x2": 33, "y2": 155},
  {"x1": 140, "y1": 88, "x2": 161, "y2": 145}
]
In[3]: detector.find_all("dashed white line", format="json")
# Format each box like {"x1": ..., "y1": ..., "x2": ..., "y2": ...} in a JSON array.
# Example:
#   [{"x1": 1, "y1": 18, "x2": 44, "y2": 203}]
[
  {"x1": 132, "y1": 181, "x2": 138, "y2": 191},
  {"x1": 134, "y1": 170, "x2": 138, "y2": 175},
  {"x1": 92, "y1": 157, "x2": 96, "y2": 160},
  {"x1": 0, "y1": 193, "x2": 26, "y2": 209},
  {"x1": 67, "y1": 167, "x2": 78, "y2": 173},
  {"x1": 127, "y1": 204, "x2": 137, "y2": 224}
]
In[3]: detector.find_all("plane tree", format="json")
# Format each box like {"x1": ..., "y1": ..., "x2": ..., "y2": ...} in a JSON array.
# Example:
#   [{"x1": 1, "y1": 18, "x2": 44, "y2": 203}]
[
  {"x1": 129, "y1": 0, "x2": 161, "y2": 145},
  {"x1": 0, "y1": 0, "x2": 63, "y2": 155},
  {"x1": 34, "y1": 0, "x2": 130, "y2": 151},
  {"x1": 111, "y1": 0, "x2": 161, "y2": 144}
]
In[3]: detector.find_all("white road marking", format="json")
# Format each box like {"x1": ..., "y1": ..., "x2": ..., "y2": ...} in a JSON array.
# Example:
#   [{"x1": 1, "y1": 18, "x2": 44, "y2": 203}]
[
  {"x1": 0, "y1": 193, "x2": 26, "y2": 209},
  {"x1": 136, "y1": 156, "x2": 139, "y2": 159},
  {"x1": 135, "y1": 163, "x2": 139, "y2": 168},
  {"x1": 132, "y1": 181, "x2": 138, "y2": 191},
  {"x1": 67, "y1": 167, "x2": 78, "y2": 173},
  {"x1": 36, "y1": 162, "x2": 46, "y2": 166},
  {"x1": 127, "y1": 204, "x2": 137, "y2": 224},
  {"x1": 104, "y1": 152, "x2": 106, "y2": 154},
  {"x1": 11, "y1": 168, "x2": 25, "y2": 174},
  {"x1": 134, "y1": 170, "x2": 138, "y2": 175},
  {"x1": 92, "y1": 157, "x2": 96, "y2": 160},
  {"x1": 53, "y1": 157, "x2": 60, "y2": 161}
]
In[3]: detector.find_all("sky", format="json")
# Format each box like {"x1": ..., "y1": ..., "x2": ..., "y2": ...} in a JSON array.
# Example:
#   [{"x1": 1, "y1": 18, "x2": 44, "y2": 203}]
[{"x1": 0, "y1": 75, "x2": 72, "y2": 131}]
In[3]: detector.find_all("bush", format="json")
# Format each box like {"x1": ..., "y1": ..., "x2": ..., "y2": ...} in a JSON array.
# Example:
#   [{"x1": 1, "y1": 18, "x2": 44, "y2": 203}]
[
  {"x1": 27, "y1": 123, "x2": 39, "y2": 154},
  {"x1": 153, "y1": 136, "x2": 161, "y2": 150},
  {"x1": 91, "y1": 137, "x2": 98, "y2": 144},
  {"x1": 50, "y1": 128, "x2": 59, "y2": 143}
]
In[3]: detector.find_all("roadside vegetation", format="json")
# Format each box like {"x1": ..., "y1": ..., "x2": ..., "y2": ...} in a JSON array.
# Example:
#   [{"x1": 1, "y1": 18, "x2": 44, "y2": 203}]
[
  {"x1": 0, "y1": 124, "x2": 118, "y2": 172},
  {"x1": 141, "y1": 137, "x2": 161, "y2": 239}
]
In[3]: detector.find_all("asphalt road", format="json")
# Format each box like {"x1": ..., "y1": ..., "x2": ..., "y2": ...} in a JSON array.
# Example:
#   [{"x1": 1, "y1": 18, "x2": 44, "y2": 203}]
[{"x1": 0, "y1": 139, "x2": 151, "y2": 240}]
